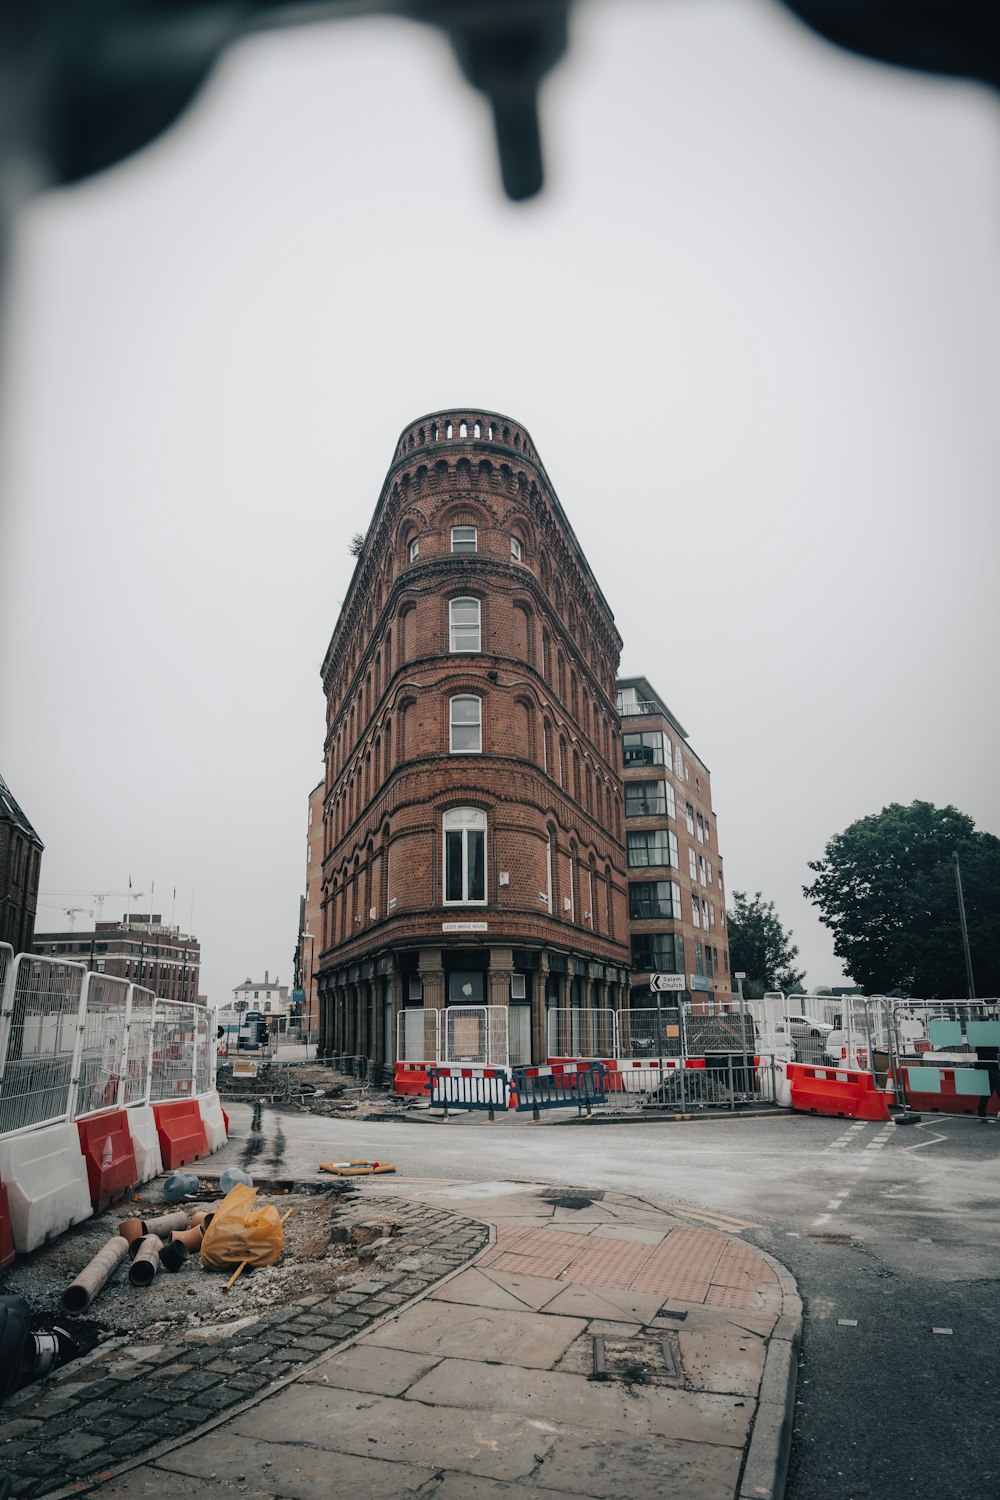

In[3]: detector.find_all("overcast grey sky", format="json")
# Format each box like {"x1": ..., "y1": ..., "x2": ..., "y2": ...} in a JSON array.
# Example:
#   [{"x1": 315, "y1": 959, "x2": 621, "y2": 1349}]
[{"x1": 1, "y1": 0, "x2": 998, "y2": 1005}]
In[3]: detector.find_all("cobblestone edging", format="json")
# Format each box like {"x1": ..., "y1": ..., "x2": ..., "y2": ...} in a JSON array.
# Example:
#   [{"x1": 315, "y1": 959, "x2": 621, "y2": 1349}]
[{"x1": 0, "y1": 1200, "x2": 490, "y2": 1499}]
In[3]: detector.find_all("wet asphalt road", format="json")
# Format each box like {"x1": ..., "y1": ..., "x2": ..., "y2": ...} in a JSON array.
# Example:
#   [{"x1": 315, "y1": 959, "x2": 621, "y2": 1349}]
[{"x1": 219, "y1": 1103, "x2": 1000, "y2": 1500}]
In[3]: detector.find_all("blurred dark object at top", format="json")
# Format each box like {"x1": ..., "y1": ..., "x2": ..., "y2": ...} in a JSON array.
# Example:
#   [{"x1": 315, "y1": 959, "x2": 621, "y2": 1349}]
[{"x1": 0, "y1": 0, "x2": 996, "y2": 208}]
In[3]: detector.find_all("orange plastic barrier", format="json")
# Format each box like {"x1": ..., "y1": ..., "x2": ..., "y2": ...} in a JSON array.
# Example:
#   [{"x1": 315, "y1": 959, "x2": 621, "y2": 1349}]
[
  {"x1": 900, "y1": 1067, "x2": 997, "y2": 1118},
  {"x1": 787, "y1": 1062, "x2": 891, "y2": 1121},
  {"x1": 394, "y1": 1062, "x2": 432, "y2": 1097},
  {"x1": 0, "y1": 1179, "x2": 14, "y2": 1268},
  {"x1": 76, "y1": 1109, "x2": 140, "y2": 1211},
  {"x1": 152, "y1": 1099, "x2": 209, "y2": 1169}
]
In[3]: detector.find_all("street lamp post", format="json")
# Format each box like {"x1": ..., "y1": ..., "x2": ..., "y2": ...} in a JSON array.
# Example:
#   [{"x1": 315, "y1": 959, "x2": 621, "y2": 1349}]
[{"x1": 735, "y1": 972, "x2": 749, "y2": 1091}]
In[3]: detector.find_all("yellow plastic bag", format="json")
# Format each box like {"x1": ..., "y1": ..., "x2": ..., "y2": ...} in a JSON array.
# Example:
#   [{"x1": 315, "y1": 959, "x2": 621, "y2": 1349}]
[{"x1": 200, "y1": 1183, "x2": 283, "y2": 1270}]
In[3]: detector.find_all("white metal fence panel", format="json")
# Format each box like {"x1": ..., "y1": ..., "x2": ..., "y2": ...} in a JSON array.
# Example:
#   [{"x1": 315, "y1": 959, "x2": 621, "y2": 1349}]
[
  {"x1": 194, "y1": 1007, "x2": 214, "y2": 1094},
  {"x1": 444, "y1": 1006, "x2": 509, "y2": 1068},
  {"x1": 616, "y1": 1007, "x2": 682, "y2": 1061},
  {"x1": 73, "y1": 973, "x2": 131, "y2": 1119},
  {"x1": 149, "y1": 1000, "x2": 198, "y2": 1100},
  {"x1": 546, "y1": 1007, "x2": 618, "y2": 1059},
  {"x1": 121, "y1": 985, "x2": 156, "y2": 1106},
  {"x1": 397, "y1": 1008, "x2": 441, "y2": 1063},
  {"x1": 0, "y1": 943, "x2": 12, "y2": 1003},
  {"x1": 0, "y1": 955, "x2": 87, "y2": 1135}
]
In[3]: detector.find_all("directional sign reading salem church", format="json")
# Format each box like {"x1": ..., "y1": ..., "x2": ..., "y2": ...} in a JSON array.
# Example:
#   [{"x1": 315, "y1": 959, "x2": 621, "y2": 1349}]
[{"x1": 649, "y1": 973, "x2": 686, "y2": 992}]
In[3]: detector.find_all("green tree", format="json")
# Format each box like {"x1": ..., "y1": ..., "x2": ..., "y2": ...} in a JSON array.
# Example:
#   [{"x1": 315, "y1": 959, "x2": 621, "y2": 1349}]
[
  {"x1": 803, "y1": 801, "x2": 1000, "y2": 997},
  {"x1": 727, "y1": 891, "x2": 806, "y2": 997}
]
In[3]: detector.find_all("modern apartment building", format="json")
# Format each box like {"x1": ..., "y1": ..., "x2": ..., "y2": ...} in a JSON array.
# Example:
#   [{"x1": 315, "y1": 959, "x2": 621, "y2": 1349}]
[
  {"x1": 33, "y1": 913, "x2": 201, "y2": 1002},
  {"x1": 315, "y1": 409, "x2": 631, "y2": 1068},
  {"x1": 617, "y1": 678, "x2": 731, "y2": 1003}
]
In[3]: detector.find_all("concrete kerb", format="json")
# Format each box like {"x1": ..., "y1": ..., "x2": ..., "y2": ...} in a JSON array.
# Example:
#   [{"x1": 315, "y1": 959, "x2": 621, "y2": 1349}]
[
  {"x1": 737, "y1": 1246, "x2": 802, "y2": 1500},
  {"x1": 34, "y1": 1214, "x2": 499, "y2": 1500}
]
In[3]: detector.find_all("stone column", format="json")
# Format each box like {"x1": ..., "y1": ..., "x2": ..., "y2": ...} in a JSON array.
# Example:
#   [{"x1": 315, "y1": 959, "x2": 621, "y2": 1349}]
[{"x1": 533, "y1": 953, "x2": 550, "y2": 1065}]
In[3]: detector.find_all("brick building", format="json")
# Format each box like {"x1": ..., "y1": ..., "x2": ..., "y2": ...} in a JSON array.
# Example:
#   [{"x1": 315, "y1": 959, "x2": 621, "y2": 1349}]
[
  {"x1": 316, "y1": 409, "x2": 631, "y2": 1068},
  {"x1": 33, "y1": 914, "x2": 201, "y2": 1002},
  {"x1": 0, "y1": 774, "x2": 43, "y2": 955},
  {"x1": 617, "y1": 678, "x2": 731, "y2": 1004},
  {"x1": 293, "y1": 780, "x2": 324, "y2": 1040}
]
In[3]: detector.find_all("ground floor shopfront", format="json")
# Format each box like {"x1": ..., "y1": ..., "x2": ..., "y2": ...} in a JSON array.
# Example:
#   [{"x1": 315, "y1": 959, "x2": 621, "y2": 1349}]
[{"x1": 316, "y1": 943, "x2": 631, "y2": 1071}]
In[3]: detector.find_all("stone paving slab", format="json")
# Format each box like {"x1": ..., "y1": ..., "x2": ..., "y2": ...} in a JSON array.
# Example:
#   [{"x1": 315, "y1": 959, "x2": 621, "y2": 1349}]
[
  {"x1": 296, "y1": 1343, "x2": 443, "y2": 1395},
  {"x1": 403, "y1": 1357, "x2": 753, "y2": 1447},
  {"x1": 223, "y1": 1389, "x2": 560, "y2": 1482},
  {"x1": 159, "y1": 1434, "x2": 439, "y2": 1497},
  {"x1": 535, "y1": 1430, "x2": 744, "y2": 1499},
  {"x1": 359, "y1": 1300, "x2": 587, "y2": 1367},
  {"x1": 427, "y1": 1266, "x2": 537, "y2": 1310}
]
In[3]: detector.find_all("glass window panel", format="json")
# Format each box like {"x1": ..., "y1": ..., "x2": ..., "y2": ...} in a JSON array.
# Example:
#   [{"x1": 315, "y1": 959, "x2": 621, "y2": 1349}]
[
  {"x1": 451, "y1": 526, "x2": 478, "y2": 553},
  {"x1": 468, "y1": 831, "x2": 485, "y2": 901},
  {"x1": 445, "y1": 831, "x2": 464, "y2": 901}
]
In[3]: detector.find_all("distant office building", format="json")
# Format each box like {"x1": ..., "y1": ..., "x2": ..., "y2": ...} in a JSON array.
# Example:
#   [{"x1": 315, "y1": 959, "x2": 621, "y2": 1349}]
[
  {"x1": 617, "y1": 678, "x2": 731, "y2": 1003},
  {"x1": 33, "y1": 914, "x2": 201, "y2": 1003},
  {"x1": 0, "y1": 774, "x2": 44, "y2": 954}
]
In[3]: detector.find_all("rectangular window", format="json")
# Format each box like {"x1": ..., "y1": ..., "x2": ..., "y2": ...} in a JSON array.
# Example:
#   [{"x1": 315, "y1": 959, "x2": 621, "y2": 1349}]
[
  {"x1": 510, "y1": 537, "x2": 522, "y2": 562},
  {"x1": 689, "y1": 847, "x2": 698, "y2": 881},
  {"x1": 450, "y1": 696, "x2": 482, "y2": 753},
  {"x1": 625, "y1": 780, "x2": 671, "y2": 818},
  {"x1": 443, "y1": 808, "x2": 487, "y2": 904},
  {"x1": 696, "y1": 813, "x2": 704, "y2": 844},
  {"x1": 409, "y1": 538, "x2": 419, "y2": 562},
  {"x1": 702, "y1": 898, "x2": 710, "y2": 929},
  {"x1": 627, "y1": 829, "x2": 678, "y2": 868},
  {"x1": 699, "y1": 855, "x2": 707, "y2": 887},
  {"x1": 449, "y1": 597, "x2": 481, "y2": 652},
  {"x1": 685, "y1": 803, "x2": 695, "y2": 836},
  {"x1": 695, "y1": 940, "x2": 704, "y2": 976},
  {"x1": 631, "y1": 932, "x2": 684, "y2": 974},
  {"x1": 628, "y1": 879, "x2": 681, "y2": 920},
  {"x1": 622, "y1": 731, "x2": 666, "y2": 767},
  {"x1": 451, "y1": 525, "x2": 478, "y2": 553},
  {"x1": 691, "y1": 892, "x2": 701, "y2": 928}
]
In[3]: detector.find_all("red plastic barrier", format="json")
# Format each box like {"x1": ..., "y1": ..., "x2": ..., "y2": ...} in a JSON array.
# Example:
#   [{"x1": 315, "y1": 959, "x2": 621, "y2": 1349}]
[
  {"x1": 152, "y1": 1100, "x2": 209, "y2": 1169},
  {"x1": 76, "y1": 1109, "x2": 140, "y2": 1211},
  {"x1": 394, "y1": 1062, "x2": 432, "y2": 1097},
  {"x1": 787, "y1": 1062, "x2": 891, "y2": 1121},
  {"x1": 0, "y1": 1179, "x2": 15, "y2": 1268}
]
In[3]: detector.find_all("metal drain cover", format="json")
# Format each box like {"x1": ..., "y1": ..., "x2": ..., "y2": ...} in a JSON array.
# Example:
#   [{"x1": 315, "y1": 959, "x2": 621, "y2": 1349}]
[{"x1": 592, "y1": 1333, "x2": 682, "y2": 1385}]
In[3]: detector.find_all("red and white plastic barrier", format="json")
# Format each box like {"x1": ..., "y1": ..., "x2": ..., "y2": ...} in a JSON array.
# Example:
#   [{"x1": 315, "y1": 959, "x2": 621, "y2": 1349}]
[
  {"x1": 76, "y1": 1109, "x2": 140, "y2": 1212},
  {"x1": 786, "y1": 1062, "x2": 891, "y2": 1121}
]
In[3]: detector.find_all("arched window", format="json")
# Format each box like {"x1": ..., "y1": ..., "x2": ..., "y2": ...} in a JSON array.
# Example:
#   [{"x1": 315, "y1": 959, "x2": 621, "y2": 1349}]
[
  {"x1": 443, "y1": 808, "x2": 487, "y2": 905},
  {"x1": 449, "y1": 597, "x2": 481, "y2": 652},
  {"x1": 450, "y1": 695, "x2": 482, "y2": 753}
]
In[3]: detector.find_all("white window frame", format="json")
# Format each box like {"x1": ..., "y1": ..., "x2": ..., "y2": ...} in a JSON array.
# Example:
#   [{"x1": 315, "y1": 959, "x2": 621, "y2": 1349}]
[
  {"x1": 409, "y1": 538, "x2": 419, "y2": 562},
  {"x1": 691, "y1": 892, "x2": 701, "y2": 928},
  {"x1": 510, "y1": 536, "x2": 522, "y2": 562},
  {"x1": 450, "y1": 695, "x2": 482, "y2": 754},
  {"x1": 449, "y1": 597, "x2": 481, "y2": 652},
  {"x1": 689, "y1": 847, "x2": 698, "y2": 881},
  {"x1": 443, "y1": 807, "x2": 487, "y2": 905},
  {"x1": 451, "y1": 525, "x2": 478, "y2": 553}
]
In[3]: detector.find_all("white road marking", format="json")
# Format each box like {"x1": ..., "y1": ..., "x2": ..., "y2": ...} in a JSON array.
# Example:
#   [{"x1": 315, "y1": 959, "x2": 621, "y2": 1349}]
[
  {"x1": 812, "y1": 1214, "x2": 831, "y2": 1226},
  {"x1": 838, "y1": 1319, "x2": 858, "y2": 1327},
  {"x1": 825, "y1": 1200, "x2": 843, "y2": 1210},
  {"x1": 932, "y1": 1328, "x2": 953, "y2": 1335}
]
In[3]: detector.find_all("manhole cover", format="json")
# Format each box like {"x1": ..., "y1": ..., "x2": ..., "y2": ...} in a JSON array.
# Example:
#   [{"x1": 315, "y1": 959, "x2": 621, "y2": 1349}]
[
  {"x1": 591, "y1": 1334, "x2": 682, "y2": 1386},
  {"x1": 540, "y1": 1190, "x2": 605, "y2": 1209}
]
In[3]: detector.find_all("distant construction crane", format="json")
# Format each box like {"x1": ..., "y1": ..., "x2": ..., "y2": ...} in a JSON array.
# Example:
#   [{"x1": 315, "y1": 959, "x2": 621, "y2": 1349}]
[
  {"x1": 62, "y1": 906, "x2": 93, "y2": 931},
  {"x1": 91, "y1": 890, "x2": 144, "y2": 921}
]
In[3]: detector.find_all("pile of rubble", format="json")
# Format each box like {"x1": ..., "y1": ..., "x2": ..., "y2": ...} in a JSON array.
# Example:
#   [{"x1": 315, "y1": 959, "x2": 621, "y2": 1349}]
[{"x1": 0, "y1": 1174, "x2": 407, "y2": 1353}]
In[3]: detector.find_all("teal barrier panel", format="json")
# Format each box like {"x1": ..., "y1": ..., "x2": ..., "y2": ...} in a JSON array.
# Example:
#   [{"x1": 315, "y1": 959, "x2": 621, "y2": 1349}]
[
  {"x1": 928, "y1": 1020, "x2": 963, "y2": 1048},
  {"x1": 954, "y1": 1068, "x2": 991, "y2": 1096},
  {"x1": 906, "y1": 1067, "x2": 942, "y2": 1093},
  {"x1": 966, "y1": 1021, "x2": 1000, "y2": 1047}
]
